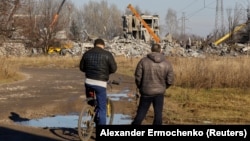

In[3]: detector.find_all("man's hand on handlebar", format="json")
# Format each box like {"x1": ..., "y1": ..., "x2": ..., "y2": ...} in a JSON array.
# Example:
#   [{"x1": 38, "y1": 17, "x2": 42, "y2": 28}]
[
  {"x1": 110, "y1": 80, "x2": 120, "y2": 85},
  {"x1": 108, "y1": 77, "x2": 122, "y2": 85}
]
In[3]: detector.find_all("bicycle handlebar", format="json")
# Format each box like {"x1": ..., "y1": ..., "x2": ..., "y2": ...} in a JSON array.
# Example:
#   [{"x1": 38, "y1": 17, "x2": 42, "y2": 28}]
[
  {"x1": 108, "y1": 77, "x2": 121, "y2": 85},
  {"x1": 109, "y1": 80, "x2": 120, "y2": 85},
  {"x1": 107, "y1": 78, "x2": 121, "y2": 91}
]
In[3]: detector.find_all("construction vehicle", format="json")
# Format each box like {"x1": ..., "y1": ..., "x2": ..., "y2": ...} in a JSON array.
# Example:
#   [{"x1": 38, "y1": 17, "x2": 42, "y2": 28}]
[
  {"x1": 213, "y1": 20, "x2": 249, "y2": 46},
  {"x1": 47, "y1": 0, "x2": 69, "y2": 55},
  {"x1": 127, "y1": 4, "x2": 161, "y2": 43},
  {"x1": 48, "y1": 40, "x2": 73, "y2": 55}
]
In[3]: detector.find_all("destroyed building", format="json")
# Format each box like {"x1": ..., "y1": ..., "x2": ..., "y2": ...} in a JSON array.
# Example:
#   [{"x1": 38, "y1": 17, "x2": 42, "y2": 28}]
[{"x1": 122, "y1": 14, "x2": 160, "y2": 43}]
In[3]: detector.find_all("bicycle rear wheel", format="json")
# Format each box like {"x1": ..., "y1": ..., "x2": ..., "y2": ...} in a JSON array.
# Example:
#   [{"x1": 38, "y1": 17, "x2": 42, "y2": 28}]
[{"x1": 78, "y1": 104, "x2": 96, "y2": 141}]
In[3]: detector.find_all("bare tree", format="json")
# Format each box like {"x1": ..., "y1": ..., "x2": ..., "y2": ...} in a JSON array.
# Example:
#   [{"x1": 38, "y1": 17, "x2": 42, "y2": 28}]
[
  {"x1": 70, "y1": 19, "x2": 80, "y2": 41},
  {"x1": 21, "y1": 0, "x2": 73, "y2": 54},
  {"x1": 225, "y1": 3, "x2": 246, "y2": 43},
  {"x1": 165, "y1": 8, "x2": 178, "y2": 37},
  {"x1": 77, "y1": 0, "x2": 123, "y2": 40},
  {"x1": 0, "y1": 0, "x2": 20, "y2": 39},
  {"x1": 105, "y1": 4, "x2": 123, "y2": 39},
  {"x1": 1, "y1": 0, "x2": 72, "y2": 54}
]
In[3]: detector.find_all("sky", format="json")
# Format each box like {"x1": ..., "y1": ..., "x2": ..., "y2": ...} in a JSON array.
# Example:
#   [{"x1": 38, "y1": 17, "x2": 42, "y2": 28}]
[{"x1": 70, "y1": 0, "x2": 250, "y2": 37}]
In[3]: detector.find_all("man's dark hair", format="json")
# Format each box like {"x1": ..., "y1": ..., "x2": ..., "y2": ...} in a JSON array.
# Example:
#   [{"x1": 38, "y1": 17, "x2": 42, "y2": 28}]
[
  {"x1": 94, "y1": 38, "x2": 105, "y2": 46},
  {"x1": 151, "y1": 43, "x2": 161, "y2": 52}
]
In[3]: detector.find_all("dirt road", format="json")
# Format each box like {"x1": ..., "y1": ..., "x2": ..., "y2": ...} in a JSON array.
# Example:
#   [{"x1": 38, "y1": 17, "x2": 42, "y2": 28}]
[{"x1": 0, "y1": 67, "x2": 136, "y2": 141}]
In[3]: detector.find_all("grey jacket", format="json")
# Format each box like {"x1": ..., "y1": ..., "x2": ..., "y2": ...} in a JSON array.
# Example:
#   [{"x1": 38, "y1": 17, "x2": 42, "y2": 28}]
[{"x1": 135, "y1": 52, "x2": 174, "y2": 97}]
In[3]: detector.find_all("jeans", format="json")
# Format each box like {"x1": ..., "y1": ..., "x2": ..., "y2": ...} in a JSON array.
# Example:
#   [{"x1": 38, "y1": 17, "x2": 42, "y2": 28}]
[
  {"x1": 131, "y1": 94, "x2": 164, "y2": 125},
  {"x1": 85, "y1": 84, "x2": 107, "y2": 125}
]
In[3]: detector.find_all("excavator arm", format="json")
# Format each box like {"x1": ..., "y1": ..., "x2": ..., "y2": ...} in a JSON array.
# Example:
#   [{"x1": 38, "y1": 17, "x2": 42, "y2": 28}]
[
  {"x1": 46, "y1": 0, "x2": 66, "y2": 55},
  {"x1": 49, "y1": 0, "x2": 66, "y2": 30},
  {"x1": 213, "y1": 21, "x2": 248, "y2": 46},
  {"x1": 127, "y1": 4, "x2": 160, "y2": 43}
]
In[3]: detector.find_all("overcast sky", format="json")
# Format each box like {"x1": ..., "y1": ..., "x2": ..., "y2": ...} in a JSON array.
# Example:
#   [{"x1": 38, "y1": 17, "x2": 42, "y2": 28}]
[{"x1": 70, "y1": 0, "x2": 249, "y2": 37}]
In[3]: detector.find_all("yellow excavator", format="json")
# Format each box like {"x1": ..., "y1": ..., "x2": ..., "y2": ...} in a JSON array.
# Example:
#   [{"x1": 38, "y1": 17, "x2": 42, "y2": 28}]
[
  {"x1": 213, "y1": 20, "x2": 249, "y2": 46},
  {"x1": 127, "y1": 4, "x2": 161, "y2": 43},
  {"x1": 48, "y1": 40, "x2": 73, "y2": 55},
  {"x1": 47, "y1": 0, "x2": 72, "y2": 55}
]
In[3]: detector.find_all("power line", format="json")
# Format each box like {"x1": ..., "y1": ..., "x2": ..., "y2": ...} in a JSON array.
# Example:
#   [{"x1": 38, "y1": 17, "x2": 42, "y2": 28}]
[
  {"x1": 186, "y1": 0, "x2": 217, "y2": 19},
  {"x1": 177, "y1": 0, "x2": 216, "y2": 35},
  {"x1": 179, "y1": 0, "x2": 199, "y2": 12}
]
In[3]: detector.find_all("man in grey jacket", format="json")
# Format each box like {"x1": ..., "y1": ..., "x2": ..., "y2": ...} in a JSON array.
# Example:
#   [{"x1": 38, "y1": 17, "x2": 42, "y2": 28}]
[{"x1": 131, "y1": 43, "x2": 174, "y2": 125}]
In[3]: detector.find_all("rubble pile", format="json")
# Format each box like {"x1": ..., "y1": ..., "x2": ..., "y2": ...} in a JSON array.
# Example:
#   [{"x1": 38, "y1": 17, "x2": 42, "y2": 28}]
[
  {"x1": 1, "y1": 36, "x2": 250, "y2": 57},
  {"x1": 0, "y1": 42, "x2": 26, "y2": 56}
]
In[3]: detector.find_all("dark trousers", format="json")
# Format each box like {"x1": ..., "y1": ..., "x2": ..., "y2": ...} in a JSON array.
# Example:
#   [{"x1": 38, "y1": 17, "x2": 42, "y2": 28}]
[
  {"x1": 85, "y1": 83, "x2": 107, "y2": 125},
  {"x1": 131, "y1": 94, "x2": 164, "y2": 125}
]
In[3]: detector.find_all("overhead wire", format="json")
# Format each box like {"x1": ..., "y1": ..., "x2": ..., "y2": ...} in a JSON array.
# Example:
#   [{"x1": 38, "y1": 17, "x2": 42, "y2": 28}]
[
  {"x1": 178, "y1": 0, "x2": 199, "y2": 13},
  {"x1": 176, "y1": 0, "x2": 217, "y2": 36},
  {"x1": 186, "y1": 0, "x2": 217, "y2": 19}
]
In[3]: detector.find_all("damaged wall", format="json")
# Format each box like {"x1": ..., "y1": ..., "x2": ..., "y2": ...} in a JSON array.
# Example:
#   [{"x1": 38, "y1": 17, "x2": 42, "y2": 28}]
[{"x1": 122, "y1": 14, "x2": 160, "y2": 43}]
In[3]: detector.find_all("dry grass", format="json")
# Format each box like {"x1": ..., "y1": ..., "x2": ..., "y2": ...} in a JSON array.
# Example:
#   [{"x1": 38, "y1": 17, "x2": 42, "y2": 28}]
[
  {"x1": 0, "y1": 57, "x2": 24, "y2": 83},
  {"x1": 1, "y1": 55, "x2": 250, "y2": 124},
  {"x1": 170, "y1": 56, "x2": 250, "y2": 89},
  {"x1": 7, "y1": 55, "x2": 81, "y2": 68},
  {"x1": 165, "y1": 87, "x2": 250, "y2": 124}
]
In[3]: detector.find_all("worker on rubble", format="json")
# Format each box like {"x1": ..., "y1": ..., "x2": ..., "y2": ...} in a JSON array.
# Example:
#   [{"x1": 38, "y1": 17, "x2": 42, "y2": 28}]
[{"x1": 79, "y1": 38, "x2": 117, "y2": 125}]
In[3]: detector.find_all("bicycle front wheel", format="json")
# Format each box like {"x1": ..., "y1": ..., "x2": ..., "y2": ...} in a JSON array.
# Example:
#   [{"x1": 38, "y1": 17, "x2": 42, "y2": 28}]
[
  {"x1": 78, "y1": 104, "x2": 96, "y2": 141},
  {"x1": 106, "y1": 98, "x2": 114, "y2": 125}
]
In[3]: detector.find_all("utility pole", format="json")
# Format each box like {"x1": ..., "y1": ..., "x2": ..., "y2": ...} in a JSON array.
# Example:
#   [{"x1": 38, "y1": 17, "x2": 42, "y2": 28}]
[
  {"x1": 247, "y1": 8, "x2": 250, "y2": 43},
  {"x1": 181, "y1": 12, "x2": 187, "y2": 36},
  {"x1": 215, "y1": 0, "x2": 224, "y2": 38}
]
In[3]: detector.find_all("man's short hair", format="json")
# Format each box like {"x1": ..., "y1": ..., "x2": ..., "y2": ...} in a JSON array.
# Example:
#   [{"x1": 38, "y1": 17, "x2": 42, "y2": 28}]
[
  {"x1": 94, "y1": 38, "x2": 105, "y2": 46},
  {"x1": 151, "y1": 43, "x2": 161, "y2": 52}
]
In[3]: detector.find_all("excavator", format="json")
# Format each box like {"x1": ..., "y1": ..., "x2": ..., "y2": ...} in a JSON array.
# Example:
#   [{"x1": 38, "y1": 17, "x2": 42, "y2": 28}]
[
  {"x1": 47, "y1": 0, "x2": 73, "y2": 55},
  {"x1": 213, "y1": 20, "x2": 249, "y2": 46},
  {"x1": 127, "y1": 4, "x2": 161, "y2": 43}
]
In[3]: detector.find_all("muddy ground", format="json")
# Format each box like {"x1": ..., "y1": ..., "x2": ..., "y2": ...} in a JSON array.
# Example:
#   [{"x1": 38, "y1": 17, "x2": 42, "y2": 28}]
[{"x1": 0, "y1": 67, "x2": 149, "y2": 141}]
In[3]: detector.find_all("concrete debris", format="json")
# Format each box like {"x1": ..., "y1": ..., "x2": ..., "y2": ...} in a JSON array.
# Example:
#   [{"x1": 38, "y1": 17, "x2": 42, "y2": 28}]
[
  {"x1": 1, "y1": 36, "x2": 250, "y2": 58},
  {"x1": 0, "y1": 42, "x2": 26, "y2": 56}
]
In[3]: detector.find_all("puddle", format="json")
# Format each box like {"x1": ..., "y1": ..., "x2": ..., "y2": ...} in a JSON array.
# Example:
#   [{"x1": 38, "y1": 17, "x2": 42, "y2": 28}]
[
  {"x1": 15, "y1": 113, "x2": 133, "y2": 128},
  {"x1": 15, "y1": 89, "x2": 134, "y2": 128},
  {"x1": 107, "y1": 93, "x2": 134, "y2": 101},
  {"x1": 107, "y1": 88, "x2": 135, "y2": 101}
]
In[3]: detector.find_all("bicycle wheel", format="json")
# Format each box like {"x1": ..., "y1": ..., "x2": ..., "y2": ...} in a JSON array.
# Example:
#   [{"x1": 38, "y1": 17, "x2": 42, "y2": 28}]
[
  {"x1": 106, "y1": 98, "x2": 114, "y2": 125},
  {"x1": 78, "y1": 104, "x2": 96, "y2": 141}
]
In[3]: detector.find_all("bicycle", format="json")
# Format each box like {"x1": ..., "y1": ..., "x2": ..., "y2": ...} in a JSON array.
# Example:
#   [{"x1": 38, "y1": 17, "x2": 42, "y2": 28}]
[{"x1": 78, "y1": 79, "x2": 120, "y2": 141}]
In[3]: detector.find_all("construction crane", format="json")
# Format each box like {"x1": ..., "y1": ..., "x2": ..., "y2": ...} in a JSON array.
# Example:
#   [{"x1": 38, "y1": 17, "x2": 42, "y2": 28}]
[{"x1": 127, "y1": 4, "x2": 161, "y2": 43}]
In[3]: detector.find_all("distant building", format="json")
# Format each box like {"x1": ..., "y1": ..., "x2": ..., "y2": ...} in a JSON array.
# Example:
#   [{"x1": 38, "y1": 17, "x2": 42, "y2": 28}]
[{"x1": 122, "y1": 14, "x2": 160, "y2": 43}]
